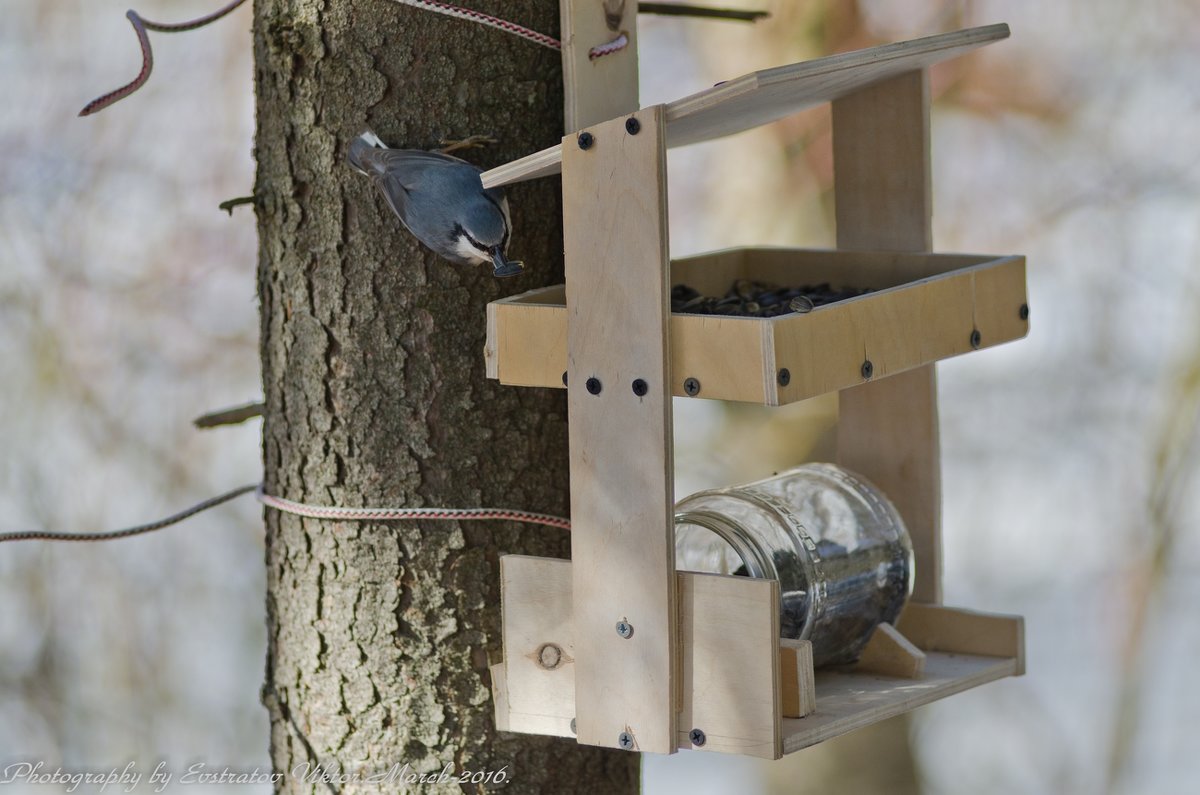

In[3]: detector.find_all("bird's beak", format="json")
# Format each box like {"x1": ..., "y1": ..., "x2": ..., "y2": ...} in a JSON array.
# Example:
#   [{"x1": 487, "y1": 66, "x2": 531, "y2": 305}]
[{"x1": 490, "y1": 248, "x2": 524, "y2": 278}]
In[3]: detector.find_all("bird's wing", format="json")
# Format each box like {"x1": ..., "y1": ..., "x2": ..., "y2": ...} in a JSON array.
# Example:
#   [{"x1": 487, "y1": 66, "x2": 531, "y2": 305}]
[{"x1": 359, "y1": 148, "x2": 477, "y2": 191}]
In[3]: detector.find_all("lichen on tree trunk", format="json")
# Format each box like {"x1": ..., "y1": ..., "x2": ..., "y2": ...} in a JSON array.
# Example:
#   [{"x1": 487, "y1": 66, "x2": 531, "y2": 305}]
[{"x1": 252, "y1": 1, "x2": 638, "y2": 791}]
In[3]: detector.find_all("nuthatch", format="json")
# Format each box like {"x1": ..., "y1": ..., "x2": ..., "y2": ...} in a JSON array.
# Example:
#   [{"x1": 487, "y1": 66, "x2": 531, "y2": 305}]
[{"x1": 347, "y1": 130, "x2": 524, "y2": 278}]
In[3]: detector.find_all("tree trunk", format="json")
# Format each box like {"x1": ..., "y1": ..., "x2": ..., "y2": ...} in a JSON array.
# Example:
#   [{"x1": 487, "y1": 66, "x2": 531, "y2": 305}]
[{"x1": 252, "y1": 1, "x2": 638, "y2": 791}]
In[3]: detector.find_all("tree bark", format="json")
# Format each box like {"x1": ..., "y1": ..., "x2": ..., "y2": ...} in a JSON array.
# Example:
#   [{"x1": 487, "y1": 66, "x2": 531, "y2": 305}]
[{"x1": 252, "y1": 1, "x2": 638, "y2": 791}]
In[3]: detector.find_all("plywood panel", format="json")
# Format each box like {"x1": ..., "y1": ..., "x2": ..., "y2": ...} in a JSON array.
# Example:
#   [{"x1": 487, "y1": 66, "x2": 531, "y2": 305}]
[
  {"x1": 563, "y1": 106, "x2": 677, "y2": 753},
  {"x1": 833, "y1": 69, "x2": 943, "y2": 605},
  {"x1": 677, "y1": 572, "x2": 782, "y2": 758},
  {"x1": 561, "y1": 0, "x2": 639, "y2": 131},
  {"x1": 500, "y1": 556, "x2": 576, "y2": 737}
]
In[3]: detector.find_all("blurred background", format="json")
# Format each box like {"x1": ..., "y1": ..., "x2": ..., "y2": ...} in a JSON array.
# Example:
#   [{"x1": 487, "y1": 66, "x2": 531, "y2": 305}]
[{"x1": 2, "y1": 1, "x2": 1198, "y2": 793}]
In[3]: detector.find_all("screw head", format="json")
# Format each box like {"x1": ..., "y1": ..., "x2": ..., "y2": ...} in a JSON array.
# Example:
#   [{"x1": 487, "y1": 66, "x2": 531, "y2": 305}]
[
  {"x1": 683, "y1": 377, "x2": 701, "y2": 397},
  {"x1": 577, "y1": 131, "x2": 594, "y2": 150},
  {"x1": 1019, "y1": 303, "x2": 1030, "y2": 321},
  {"x1": 562, "y1": 371, "x2": 568, "y2": 387},
  {"x1": 689, "y1": 728, "x2": 706, "y2": 746},
  {"x1": 618, "y1": 732, "x2": 635, "y2": 750},
  {"x1": 570, "y1": 718, "x2": 577, "y2": 735},
  {"x1": 615, "y1": 620, "x2": 634, "y2": 639},
  {"x1": 625, "y1": 116, "x2": 641, "y2": 135},
  {"x1": 586, "y1": 377, "x2": 602, "y2": 395},
  {"x1": 777, "y1": 368, "x2": 791, "y2": 387},
  {"x1": 970, "y1": 329, "x2": 982, "y2": 349},
  {"x1": 631, "y1": 378, "x2": 648, "y2": 396},
  {"x1": 861, "y1": 360, "x2": 874, "y2": 380}
]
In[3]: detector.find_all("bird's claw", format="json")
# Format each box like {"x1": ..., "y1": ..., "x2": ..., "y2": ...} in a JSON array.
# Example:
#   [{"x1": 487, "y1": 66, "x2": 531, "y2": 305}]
[{"x1": 438, "y1": 135, "x2": 499, "y2": 155}]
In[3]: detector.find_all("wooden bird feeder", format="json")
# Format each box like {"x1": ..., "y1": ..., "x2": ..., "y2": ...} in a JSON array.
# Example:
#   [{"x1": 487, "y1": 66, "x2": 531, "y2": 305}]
[{"x1": 486, "y1": 2, "x2": 1027, "y2": 759}]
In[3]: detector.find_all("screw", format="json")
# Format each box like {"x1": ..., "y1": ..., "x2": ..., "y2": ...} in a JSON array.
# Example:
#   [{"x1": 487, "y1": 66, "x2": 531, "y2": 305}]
[
  {"x1": 570, "y1": 718, "x2": 577, "y2": 735},
  {"x1": 861, "y1": 360, "x2": 874, "y2": 380},
  {"x1": 631, "y1": 378, "x2": 648, "y2": 397},
  {"x1": 1019, "y1": 303, "x2": 1029, "y2": 321},
  {"x1": 562, "y1": 371, "x2": 568, "y2": 387},
  {"x1": 970, "y1": 329, "x2": 982, "y2": 349},
  {"x1": 615, "y1": 620, "x2": 633, "y2": 639},
  {"x1": 689, "y1": 728, "x2": 706, "y2": 746},
  {"x1": 683, "y1": 377, "x2": 701, "y2": 396},
  {"x1": 577, "y1": 131, "x2": 594, "y2": 150},
  {"x1": 536, "y1": 643, "x2": 563, "y2": 670},
  {"x1": 586, "y1": 377, "x2": 602, "y2": 395},
  {"x1": 618, "y1": 732, "x2": 635, "y2": 750},
  {"x1": 777, "y1": 368, "x2": 791, "y2": 387},
  {"x1": 625, "y1": 116, "x2": 641, "y2": 135}
]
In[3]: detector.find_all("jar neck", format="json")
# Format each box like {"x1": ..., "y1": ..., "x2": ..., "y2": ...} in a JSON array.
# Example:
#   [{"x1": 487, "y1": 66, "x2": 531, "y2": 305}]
[{"x1": 673, "y1": 509, "x2": 778, "y2": 581}]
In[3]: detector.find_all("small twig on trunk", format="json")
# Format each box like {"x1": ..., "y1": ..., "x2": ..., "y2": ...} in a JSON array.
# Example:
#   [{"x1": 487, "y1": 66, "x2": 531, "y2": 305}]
[
  {"x1": 638, "y1": 3, "x2": 769, "y2": 22},
  {"x1": 79, "y1": 0, "x2": 249, "y2": 117},
  {"x1": 218, "y1": 195, "x2": 258, "y2": 215},
  {"x1": 193, "y1": 401, "x2": 265, "y2": 429}
]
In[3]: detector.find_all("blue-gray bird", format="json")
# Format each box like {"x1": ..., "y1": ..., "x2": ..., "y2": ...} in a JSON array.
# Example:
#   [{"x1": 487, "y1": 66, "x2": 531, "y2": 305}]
[{"x1": 347, "y1": 130, "x2": 524, "y2": 278}]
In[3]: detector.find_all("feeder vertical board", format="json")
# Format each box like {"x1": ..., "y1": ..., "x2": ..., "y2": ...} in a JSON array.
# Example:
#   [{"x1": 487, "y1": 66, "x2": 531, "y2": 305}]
[
  {"x1": 563, "y1": 106, "x2": 678, "y2": 753},
  {"x1": 833, "y1": 70, "x2": 943, "y2": 604},
  {"x1": 560, "y1": 0, "x2": 639, "y2": 131}
]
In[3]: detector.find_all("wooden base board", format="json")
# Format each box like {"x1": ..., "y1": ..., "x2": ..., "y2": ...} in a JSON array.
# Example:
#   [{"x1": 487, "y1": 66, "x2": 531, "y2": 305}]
[{"x1": 783, "y1": 651, "x2": 1018, "y2": 754}]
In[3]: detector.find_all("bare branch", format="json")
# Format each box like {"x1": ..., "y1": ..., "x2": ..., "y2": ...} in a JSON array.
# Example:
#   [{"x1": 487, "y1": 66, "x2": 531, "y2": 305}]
[{"x1": 193, "y1": 401, "x2": 264, "y2": 429}]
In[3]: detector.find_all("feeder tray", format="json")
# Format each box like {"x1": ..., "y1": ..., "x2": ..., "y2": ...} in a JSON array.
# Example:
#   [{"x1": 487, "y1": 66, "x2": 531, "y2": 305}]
[{"x1": 487, "y1": 248, "x2": 1028, "y2": 405}]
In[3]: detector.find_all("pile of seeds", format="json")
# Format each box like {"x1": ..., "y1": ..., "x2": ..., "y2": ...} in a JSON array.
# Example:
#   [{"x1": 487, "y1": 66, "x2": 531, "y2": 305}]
[{"x1": 670, "y1": 279, "x2": 874, "y2": 318}]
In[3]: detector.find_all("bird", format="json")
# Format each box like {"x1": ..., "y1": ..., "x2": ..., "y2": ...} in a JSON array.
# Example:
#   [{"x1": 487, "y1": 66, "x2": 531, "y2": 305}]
[{"x1": 347, "y1": 130, "x2": 524, "y2": 278}]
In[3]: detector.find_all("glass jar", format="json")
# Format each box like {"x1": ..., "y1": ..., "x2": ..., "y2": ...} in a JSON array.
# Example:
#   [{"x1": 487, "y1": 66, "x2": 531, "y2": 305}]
[{"x1": 674, "y1": 463, "x2": 913, "y2": 667}]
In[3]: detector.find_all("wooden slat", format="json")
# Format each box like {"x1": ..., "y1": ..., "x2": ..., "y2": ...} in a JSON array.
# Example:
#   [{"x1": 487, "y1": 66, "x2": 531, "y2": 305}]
[
  {"x1": 564, "y1": 106, "x2": 677, "y2": 753},
  {"x1": 481, "y1": 24, "x2": 1009, "y2": 188},
  {"x1": 783, "y1": 651, "x2": 1018, "y2": 754},
  {"x1": 678, "y1": 572, "x2": 782, "y2": 758},
  {"x1": 833, "y1": 69, "x2": 943, "y2": 605},
  {"x1": 490, "y1": 661, "x2": 512, "y2": 732},
  {"x1": 499, "y1": 556, "x2": 576, "y2": 737},
  {"x1": 896, "y1": 603, "x2": 1026, "y2": 675},
  {"x1": 779, "y1": 639, "x2": 816, "y2": 719},
  {"x1": 561, "y1": 0, "x2": 639, "y2": 132},
  {"x1": 854, "y1": 622, "x2": 926, "y2": 679}
]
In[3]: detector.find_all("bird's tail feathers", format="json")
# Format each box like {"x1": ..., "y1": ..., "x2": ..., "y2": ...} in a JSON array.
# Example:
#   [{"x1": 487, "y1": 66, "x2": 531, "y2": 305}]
[{"x1": 348, "y1": 129, "x2": 388, "y2": 175}]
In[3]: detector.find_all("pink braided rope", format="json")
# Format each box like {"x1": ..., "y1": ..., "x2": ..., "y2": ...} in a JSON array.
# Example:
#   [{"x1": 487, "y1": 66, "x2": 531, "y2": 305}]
[
  {"x1": 588, "y1": 31, "x2": 629, "y2": 59},
  {"x1": 257, "y1": 486, "x2": 572, "y2": 530},
  {"x1": 389, "y1": 0, "x2": 562, "y2": 50},
  {"x1": 0, "y1": 484, "x2": 570, "y2": 543},
  {"x1": 79, "y1": 0, "x2": 249, "y2": 117}
]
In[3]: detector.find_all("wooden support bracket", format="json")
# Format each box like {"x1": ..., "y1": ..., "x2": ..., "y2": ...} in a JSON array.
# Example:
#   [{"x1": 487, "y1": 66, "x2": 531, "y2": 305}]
[{"x1": 854, "y1": 622, "x2": 927, "y2": 679}]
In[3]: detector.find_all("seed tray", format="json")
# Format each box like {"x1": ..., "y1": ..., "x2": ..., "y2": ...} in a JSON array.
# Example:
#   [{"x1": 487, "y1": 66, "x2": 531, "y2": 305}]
[{"x1": 485, "y1": 247, "x2": 1028, "y2": 406}]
